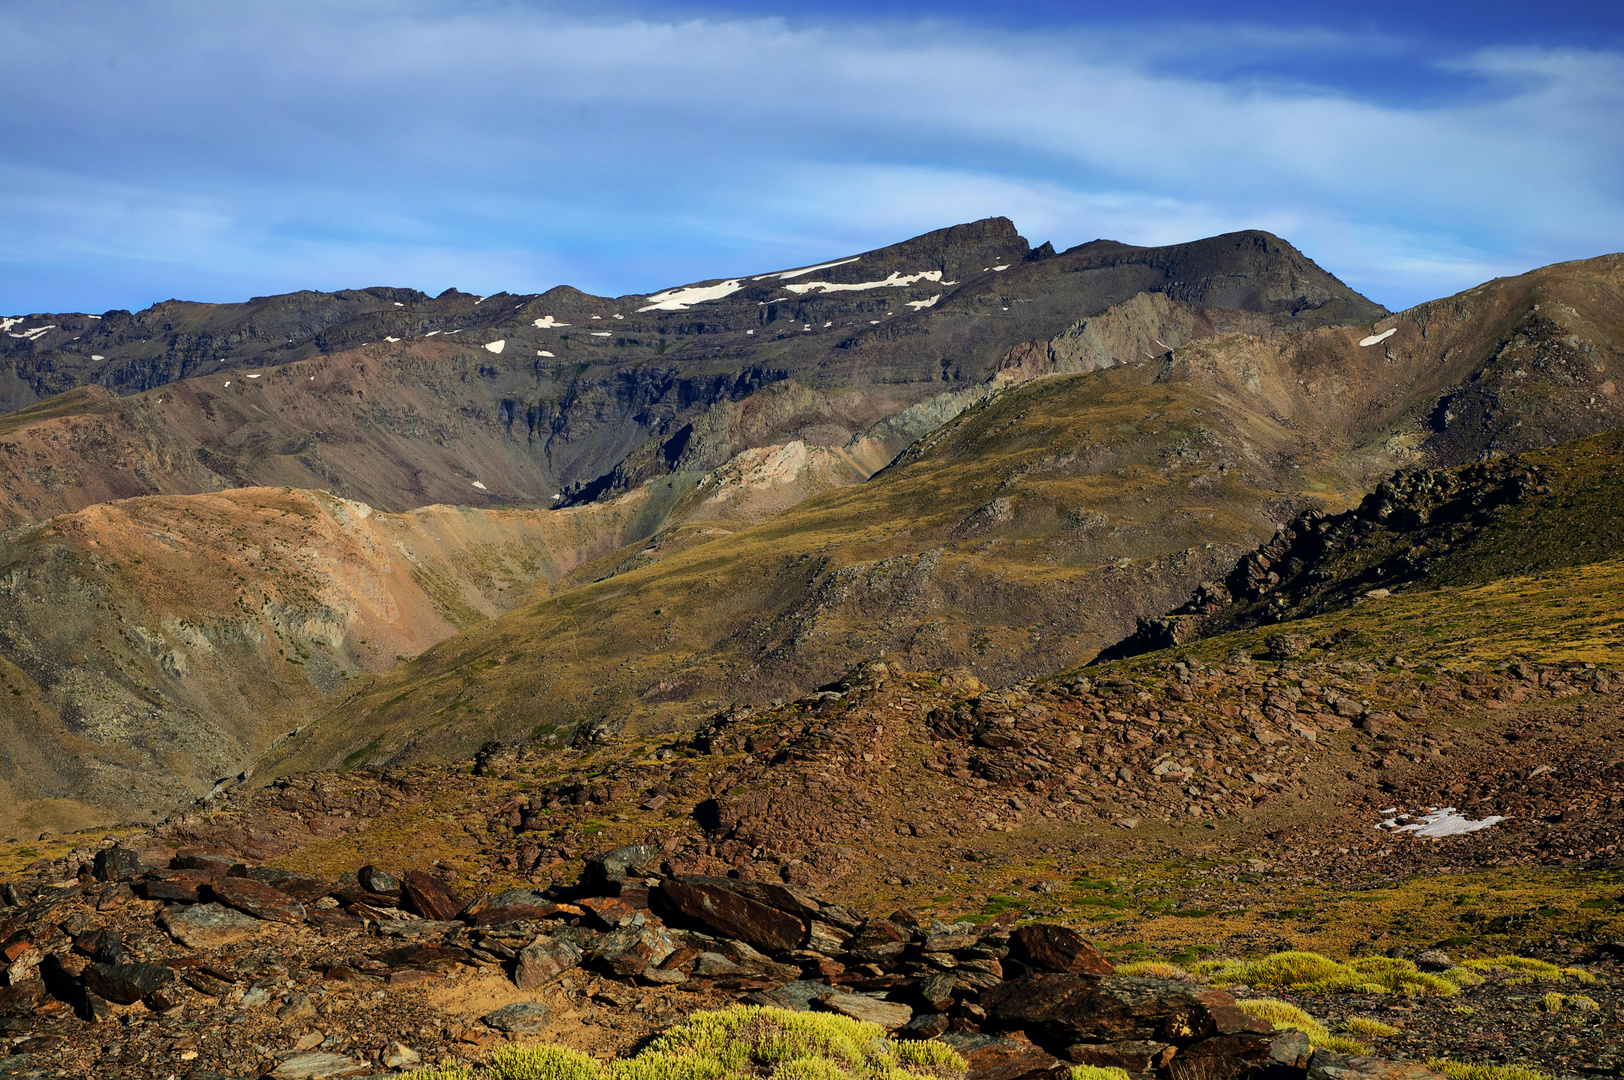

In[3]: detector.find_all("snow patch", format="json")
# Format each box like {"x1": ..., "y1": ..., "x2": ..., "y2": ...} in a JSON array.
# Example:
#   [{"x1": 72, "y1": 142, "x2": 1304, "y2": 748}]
[
  {"x1": 471, "y1": 481, "x2": 487, "y2": 491},
  {"x1": 1360, "y1": 328, "x2": 1398, "y2": 347},
  {"x1": 538, "y1": 350, "x2": 555, "y2": 358},
  {"x1": 393, "y1": 302, "x2": 404, "y2": 307},
  {"x1": 1377, "y1": 806, "x2": 1505, "y2": 838},
  {"x1": 906, "y1": 294, "x2": 941, "y2": 310},
  {"x1": 484, "y1": 339, "x2": 506, "y2": 354},
  {"x1": 91, "y1": 354, "x2": 105, "y2": 360},
  {"x1": 992, "y1": 265, "x2": 1009, "y2": 272},
  {"x1": 7, "y1": 324, "x2": 56, "y2": 340},
  {"x1": 590, "y1": 331, "x2": 612, "y2": 337},
  {"x1": 752, "y1": 256, "x2": 860, "y2": 281},
  {"x1": 246, "y1": 373, "x2": 261, "y2": 379},
  {"x1": 533, "y1": 315, "x2": 569, "y2": 329},
  {"x1": 637, "y1": 279, "x2": 745, "y2": 312},
  {"x1": 85, "y1": 314, "x2": 100, "y2": 319},
  {"x1": 425, "y1": 330, "x2": 441, "y2": 336},
  {"x1": 0, "y1": 317, "x2": 23, "y2": 332},
  {"x1": 784, "y1": 270, "x2": 942, "y2": 295},
  {"x1": 384, "y1": 336, "x2": 400, "y2": 342},
  {"x1": 612, "y1": 314, "x2": 623, "y2": 320}
]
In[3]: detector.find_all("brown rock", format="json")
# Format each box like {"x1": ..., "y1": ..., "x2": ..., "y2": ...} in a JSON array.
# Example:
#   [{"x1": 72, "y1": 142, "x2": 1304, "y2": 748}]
[
  {"x1": 579, "y1": 896, "x2": 643, "y2": 929},
  {"x1": 400, "y1": 870, "x2": 461, "y2": 921},
  {"x1": 657, "y1": 876, "x2": 806, "y2": 953},
  {"x1": 80, "y1": 962, "x2": 174, "y2": 1006},
  {"x1": 980, "y1": 975, "x2": 1229, "y2": 1048},
  {"x1": 818, "y1": 992, "x2": 912, "y2": 1028},
  {"x1": 247, "y1": 867, "x2": 333, "y2": 903},
  {"x1": 465, "y1": 904, "x2": 575, "y2": 927},
  {"x1": 1169, "y1": 1035, "x2": 1274, "y2": 1080},
  {"x1": 209, "y1": 877, "x2": 307, "y2": 924},
  {"x1": 952, "y1": 1037, "x2": 1070, "y2": 1080},
  {"x1": 136, "y1": 876, "x2": 206, "y2": 904},
  {"x1": 1008, "y1": 925, "x2": 1114, "y2": 975},
  {"x1": 1066, "y1": 1040, "x2": 1176, "y2": 1073}
]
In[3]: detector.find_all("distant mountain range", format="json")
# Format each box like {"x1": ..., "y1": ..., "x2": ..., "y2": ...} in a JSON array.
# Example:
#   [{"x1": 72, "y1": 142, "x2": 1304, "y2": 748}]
[{"x1": 2, "y1": 219, "x2": 1621, "y2": 838}]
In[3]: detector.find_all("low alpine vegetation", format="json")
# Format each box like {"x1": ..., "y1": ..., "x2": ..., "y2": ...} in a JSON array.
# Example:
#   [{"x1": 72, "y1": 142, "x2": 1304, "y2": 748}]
[
  {"x1": 1194, "y1": 951, "x2": 1467, "y2": 996},
  {"x1": 1236, "y1": 999, "x2": 1368, "y2": 1055},
  {"x1": 401, "y1": 1006, "x2": 968, "y2": 1080}
]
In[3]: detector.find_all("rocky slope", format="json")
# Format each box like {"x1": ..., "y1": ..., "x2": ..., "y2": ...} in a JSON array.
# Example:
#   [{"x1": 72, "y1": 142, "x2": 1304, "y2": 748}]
[
  {"x1": 0, "y1": 487, "x2": 660, "y2": 838},
  {"x1": 1109, "y1": 428, "x2": 1624, "y2": 657}
]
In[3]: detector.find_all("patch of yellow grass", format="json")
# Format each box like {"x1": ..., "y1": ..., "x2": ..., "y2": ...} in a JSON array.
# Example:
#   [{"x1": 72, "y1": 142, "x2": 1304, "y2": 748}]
[
  {"x1": 1459, "y1": 956, "x2": 1594, "y2": 984},
  {"x1": 1198, "y1": 952, "x2": 1457, "y2": 996},
  {"x1": 1427, "y1": 1061, "x2": 1554, "y2": 1080},
  {"x1": 1342, "y1": 1017, "x2": 1402, "y2": 1038},
  {"x1": 1113, "y1": 961, "x2": 1197, "y2": 981},
  {"x1": 1236, "y1": 999, "x2": 1369, "y2": 1055}
]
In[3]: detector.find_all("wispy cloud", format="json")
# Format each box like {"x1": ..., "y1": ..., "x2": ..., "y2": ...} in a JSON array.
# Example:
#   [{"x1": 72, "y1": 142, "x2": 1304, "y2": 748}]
[{"x1": 0, "y1": 1, "x2": 1619, "y2": 313}]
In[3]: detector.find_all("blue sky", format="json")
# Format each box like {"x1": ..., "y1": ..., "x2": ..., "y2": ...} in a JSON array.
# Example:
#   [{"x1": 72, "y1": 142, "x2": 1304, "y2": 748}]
[{"x1": 1, "y1": 1, "x2": 1620, "y2": 315}]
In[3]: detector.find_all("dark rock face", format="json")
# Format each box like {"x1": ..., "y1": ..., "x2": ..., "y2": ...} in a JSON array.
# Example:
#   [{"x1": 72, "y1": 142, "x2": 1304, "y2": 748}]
[
  {"x1": 1008, "y1": 924, "x2": 1115, "y2": 975},
  {"x1": 656, "y1": 877, "x2": 806, "y2": 954},
  {"x1": 246, "y1": 867, "x2": 333, "y2": 903},
  {"x1": 80, "y1": 962, "x2": 173, "y2": 1006},
  {"x1": 980, "y1": 975, "x2": 1242, "y2": 1049},
  {"x1": 1308, "y1": 1051, "x2": 1448, "y2": 1080},
  {"x1": 400, "y1": 871, "x2": 460, "y2": 922},
  {"x1": 357, "y1": 866, "x2": 400, "y2": 896},
  {"x1": 586, "y1": 844, "x2": 658, "y2": 887},
  {"x1": 208, "y1": 878, "x2": 307, "y2": 924},
  {"x1": 91, "y1": 848, "x2": 149, "y2": 882}
]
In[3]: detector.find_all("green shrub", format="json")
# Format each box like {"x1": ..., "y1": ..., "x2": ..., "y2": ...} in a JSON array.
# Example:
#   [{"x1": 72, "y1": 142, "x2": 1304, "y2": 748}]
[
  {"x1": 1459, "y1": 957, "x2": 1594, "y2": 984},
  {"x1": 1114, "y1": 961, "x2": 1196, "y2": 981},
  {"x1": 1236, "y1": 999, "x2": 1369, "y2": 1055},
  {"x1": 487, "y1": 1045, "x2": 605, "y2": 1080},
  {"x1": 469, "y1": 1007, "x2": 967, "y2": 1080},
  {"x1": 1069, "y1": 1068, "x2": 1129, "y2": 1080}
]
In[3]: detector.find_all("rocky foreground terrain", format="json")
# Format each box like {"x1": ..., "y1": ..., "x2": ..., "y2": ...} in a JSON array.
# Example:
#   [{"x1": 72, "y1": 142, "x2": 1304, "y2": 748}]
[{"x1": 3, "y1": 643, "x2": 1622, "y2": 1078}]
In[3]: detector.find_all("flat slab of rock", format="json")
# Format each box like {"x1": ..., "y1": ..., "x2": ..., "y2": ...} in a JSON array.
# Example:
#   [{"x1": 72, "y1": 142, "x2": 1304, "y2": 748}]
[
  {"x1": 1009, "y1": 924, "x2": 1115, "y2": 975},
  {"x1": 817, "y1": 992, "x2": 912, "y2": 1029},
  {"x1": 484, "y1": 1001, "x2": 551, "y2": 1033},
  {"x1": 657, "y1": 876, "x2": 806, "y2": 953},
  {"x1": 159, "y1": 904, "x2": 262, "y2": 949},
  {"x1": 1308, "y1": 1051, "x2": 1449, "y2": 1080},
  {"x1": 268, "y1": 1051, "x2": 372, "y2": 1078},
  {"x1": 210, "y1": 877, "x2": 306, "y2": 924}
]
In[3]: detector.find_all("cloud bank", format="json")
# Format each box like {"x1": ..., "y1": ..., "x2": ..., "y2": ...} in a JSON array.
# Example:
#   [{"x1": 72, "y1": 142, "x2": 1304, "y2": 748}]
[{"x1": 1, "y1": 1, "x2": 1620, "y2": 312}]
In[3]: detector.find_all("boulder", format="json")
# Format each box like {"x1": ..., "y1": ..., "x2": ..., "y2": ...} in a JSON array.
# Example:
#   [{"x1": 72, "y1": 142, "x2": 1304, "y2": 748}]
[
  {"x1": 400, "y1": 870, "x2": 460, "y2": 921},
  {"x1": 92, "y1": 848, "x2": 150, "y2": 883},
  {"x1": 483, "y1": 1001, "x2": 551, "y2": 1033},
  {"x1": 80, "y1": 962, "x2": 173, "y2": 1006},
  {"x1": 136, "y1": 877, "x2": 204, "y2": 904},
  {"x1": 657, "y1": 876, "x2": 806, "y2": 954},
  {"x1": 357, "y1": 866, "x2": 400, "y2": 896},
  {"x1": 915, "y1": 971, "x2": 957, "y2": 1012},
  {"x1": 817, "y1": 992, "x2": 913, "y2": 1029},
  {"x1": 899, "y1": 1013, "x2": 950, "y2": 1039},
  {"x1": 585, "y1": 844, "x2": 658, "y2": 886},
  {"x1": 587, "y1": 923, "x2": 679, "y2": 977},
  {"x1": 159, "y1": 903, "x2": 262, "y2": 949},
  {"x1": 513, "y1": 937, "x2": 584, "y2": 989},
  {"x1": 209, "y1": 878, "x2": 306, "y2": 924},
  {"x1": 172, "y1": 854, "x2": 245, "y2": 878},
  {"x1": 980, "y1": 975, "x2": 1242, "y2": 1049},
  {"x1": 374, "y1": 944, "x2": 470, "y2": 971},
  {"x1": 1008, "y1": 924, "x2": 1114, "y2": 976}
]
